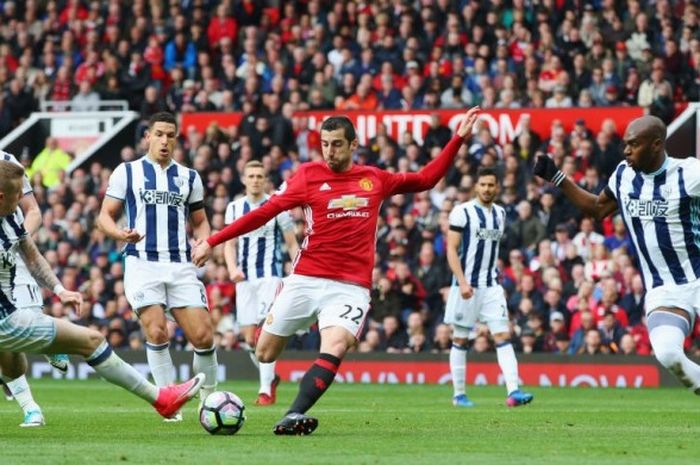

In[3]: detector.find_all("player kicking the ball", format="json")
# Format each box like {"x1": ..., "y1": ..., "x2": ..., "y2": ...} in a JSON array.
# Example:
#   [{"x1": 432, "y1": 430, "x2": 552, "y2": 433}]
[{"x1": 193, "y1": 107, "x2": 480, "y2": 435}]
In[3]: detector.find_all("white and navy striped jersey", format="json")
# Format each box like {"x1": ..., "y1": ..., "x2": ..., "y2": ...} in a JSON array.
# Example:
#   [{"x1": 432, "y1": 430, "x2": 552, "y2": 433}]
[
  {"x1": 224, "y1": 194, "x2": 294, "y2": 280},
  {"x1": 105, "y1": 156, "x2": 205, "y2": 263},
  {"x1": 1, "y1": 151, "x2": 35, "y2": 288},
  {"x1": 448, "y1": 200, "x2": 506, "y2": 288},
  {"x1": 606, "y1": 157, "x2": 700, "y2": 289},
  {"x1": 0, "y1": 208, "x2": 27, "y2": 319}
]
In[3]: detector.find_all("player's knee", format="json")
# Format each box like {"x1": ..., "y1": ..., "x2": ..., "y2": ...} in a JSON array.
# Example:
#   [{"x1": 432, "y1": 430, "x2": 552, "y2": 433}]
[
  {"x1": 85, "y1": 330, "x2": 106, "y2": 354},
  {"x1": 189, "y1": 327, "x2": 213, "y2": 349},
  {"x1": 144, "y1": 325, "x2": 169, "y2": 345},
  {"x1": 255, "y1": 345, "x2": 276, "y2": 363},
  {"x1": 244, "y1": 334, "x2": 256, "y2": 348},
  {"x1": 654, "y1": 346, "x2": 684, "y2": 369}
]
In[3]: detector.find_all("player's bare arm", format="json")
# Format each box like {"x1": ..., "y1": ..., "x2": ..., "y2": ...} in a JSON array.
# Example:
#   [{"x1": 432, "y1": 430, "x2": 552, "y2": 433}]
[
  {"x1": 96, "y1": 197, "x2": 144, "y2": 243},
  {"x1": 283, "y1": 229, "x2": 300, "y2": 264},
  {"x1": 18, "y1": 193, "x2": 41, "y2": 234},
  {"x1": 223, "y1": 238, "x2": 244, "y2": 282},
  {"x1": 17, "y1": 235, "x2": 83, "y2": 310},
  {"x1": 189, "y1": 207, "x2": 211, "y2": 241},
  {"x1": 446, "y1": 229, "x2": 473, "y2": 299},
  {"x1": 533, "y1": 153, "x2": 618, "y2": 220}
]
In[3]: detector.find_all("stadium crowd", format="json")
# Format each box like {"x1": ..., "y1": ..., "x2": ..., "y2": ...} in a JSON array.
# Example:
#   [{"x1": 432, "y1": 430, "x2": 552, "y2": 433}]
[{"x1": 2, "y1": 0, "x2": 700, "y2": 356}]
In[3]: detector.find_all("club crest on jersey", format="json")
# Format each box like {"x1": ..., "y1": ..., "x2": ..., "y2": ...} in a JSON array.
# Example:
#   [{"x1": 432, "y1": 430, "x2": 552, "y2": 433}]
[
  {"x1": 174, "y1": 176, "x2": 186, "y2": 188},
  {"x1": 359, "y1": 178, "x2": 373, "y2": 191}
]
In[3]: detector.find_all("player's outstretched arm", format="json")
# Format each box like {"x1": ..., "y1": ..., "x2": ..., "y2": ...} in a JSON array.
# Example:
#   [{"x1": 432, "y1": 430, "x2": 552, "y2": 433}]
[
  {"x1": 17, "y1": 236, "x2": 83, "y2": 311},
  {"x1": 533, "y1": 153, "x2": 618, "y2": 220},
  {"x1": 386, "y1": 107, "x2": 480, "y2": 195}
]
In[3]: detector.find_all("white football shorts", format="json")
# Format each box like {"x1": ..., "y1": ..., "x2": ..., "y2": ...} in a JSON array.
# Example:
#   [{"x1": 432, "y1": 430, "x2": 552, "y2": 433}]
[
  {"x1": 645, "y1": 278, "x2": 700, "y2": 325},
  {"x1": 124, "y1": 256, "x2": 208, "y2": 313},
  {"x1": 444, "y1": 285, "x2": 509, "y2": 337},
  {"x1": 263, "y1": 274, "x2": 370, "y2": 338},
  {"x1": 0, "y1": 308, "x2": 56, "y2": 352},
  {"x1": 13, "y1": 283, "x2": 43, "y2": 312},
  {"x1": 236, "y1": 277, "x2": 283, "y2": 326}
]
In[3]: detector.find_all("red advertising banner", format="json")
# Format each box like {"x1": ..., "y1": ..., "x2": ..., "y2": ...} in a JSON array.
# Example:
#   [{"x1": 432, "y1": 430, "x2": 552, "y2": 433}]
[
  {"x1": 182, "y1": 107, "x2": 644, "y2": 146},
  {"x1": 181, "y1": 112, "x2": 243, "y2": 135},
  {"x1": 277, "y1": 360, "x2": 660, "y2": 388}
]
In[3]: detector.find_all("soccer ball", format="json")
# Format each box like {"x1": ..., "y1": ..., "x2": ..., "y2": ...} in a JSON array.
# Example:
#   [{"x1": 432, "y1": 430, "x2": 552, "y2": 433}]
[{"x1": 199, "y1": 391, "x2": 246, "y2": 435}]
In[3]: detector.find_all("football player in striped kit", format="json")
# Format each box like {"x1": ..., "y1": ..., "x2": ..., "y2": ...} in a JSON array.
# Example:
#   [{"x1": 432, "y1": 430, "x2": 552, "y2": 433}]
[
  {"x1": 224, "y1": 160, "x2": 299, "y2": 406},
  {"x1": 97, "y1": 112, "x2": 217, "y2": 421},
  {"x1": 444, "y1": 167, "x2": 533, "y2": 408},
  {"x1": 535, "y1": 115, "x2": 700, "y2": 398},
  {"x1": 0, "y1": 159, "x2": 205, "y2": 425},
  {"x1": 0, "y1": 151, "x2": 69, "y2": 427}
]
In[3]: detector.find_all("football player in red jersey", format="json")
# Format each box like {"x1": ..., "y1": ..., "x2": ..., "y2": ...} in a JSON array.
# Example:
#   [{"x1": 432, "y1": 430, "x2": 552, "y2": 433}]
[{"x1": 193, "y1": 107, "x2": 480, "y2": 435}]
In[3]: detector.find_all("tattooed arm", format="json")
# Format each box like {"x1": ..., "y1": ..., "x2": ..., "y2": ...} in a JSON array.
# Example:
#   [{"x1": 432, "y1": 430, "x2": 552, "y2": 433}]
[{"x1": 17, "y1": 235, "x2": 61, "y2": 290}]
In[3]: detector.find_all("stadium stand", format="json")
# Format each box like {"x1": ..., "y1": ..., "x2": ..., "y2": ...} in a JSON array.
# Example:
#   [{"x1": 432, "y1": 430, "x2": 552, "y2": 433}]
[{"x1": 1, "y1": 0, "x2": 699, "y2": 357}]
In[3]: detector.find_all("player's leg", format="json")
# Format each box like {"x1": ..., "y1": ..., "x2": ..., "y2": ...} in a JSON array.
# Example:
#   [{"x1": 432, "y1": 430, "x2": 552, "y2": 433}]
[
  {"x1": 276, "y1": 279, "x2": 370, "y2": 435},
  {"x1": 251, "y1": 278, "x2": 283, "y2": 405},
  {"x1": 44, "y1": 318, "x2": 204, "y2": 417},
  {"x1": 646, "y1": 283, "x2": 700, "y2": 393},
  {"x1": 483, "y1": 287, "x2": 533, "y2": 407},
  {"x1": 171, "y1": 306, "x2": 217, "y2": 402},
  {"x1": 0, "y1": 352, "x2": 44, "y2": 427},
  {"x1": 0, "y1": 309, "x2": 203, "y2": 418},
  {"x1": 124, "y1": 257, "x2": 176, "y2": 392},
  {"x1": 255, "y1": 275, "x2": 319, "y2": 434},
  {"x1": 168, "y1": 266, "x2": 218, "y2": 404},
  {"x1": 236, "y1": 281, "x2": 260, "y2": 368},
  {"x1": 139, "y1": 305, "x2": 177, "y2": 388},
  {"x1": 443, "y1": 285, "x2": 474, "y2": 407},
  {"x1": 647, "y1": 308, "x2": 700, "y2": 393}
]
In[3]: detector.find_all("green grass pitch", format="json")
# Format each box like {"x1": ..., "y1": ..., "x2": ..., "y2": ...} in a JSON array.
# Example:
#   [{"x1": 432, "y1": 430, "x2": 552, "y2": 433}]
[{"x1": 1, "y1": 379, "x2": 698, "y2": 465}]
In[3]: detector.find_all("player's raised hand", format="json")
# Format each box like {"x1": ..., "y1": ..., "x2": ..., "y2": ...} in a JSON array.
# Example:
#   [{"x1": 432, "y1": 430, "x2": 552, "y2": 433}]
[
  {"x1": 120, "y1": 228, "x2": 144, "y2": 244},
  {"x1": 456, "y1": 106, "x2": 481, "y2": 140},
  {"x1": 533, "y1": 151, "x2": 566, "y2": 186},
  {"x1": 58, "y1": 289, "x2": 83, "y2": 314},
  {"x1": 192, "y1": 240, "x2": 212, "y2": 267}
]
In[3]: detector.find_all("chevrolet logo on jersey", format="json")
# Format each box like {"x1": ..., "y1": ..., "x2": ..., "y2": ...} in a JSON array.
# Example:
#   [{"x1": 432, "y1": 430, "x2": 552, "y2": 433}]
[
  {"x1": 327, "y1": 195, "x2": 369, "y2": 210},
  {"x1": 139, "y1": 189, "x2": 185, "y2": 207}
]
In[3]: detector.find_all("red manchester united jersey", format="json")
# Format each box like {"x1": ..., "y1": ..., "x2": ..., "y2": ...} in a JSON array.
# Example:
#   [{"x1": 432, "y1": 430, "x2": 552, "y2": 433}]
[{"x1": 208, "y1": 135, "x2": 465, "y2": 288}]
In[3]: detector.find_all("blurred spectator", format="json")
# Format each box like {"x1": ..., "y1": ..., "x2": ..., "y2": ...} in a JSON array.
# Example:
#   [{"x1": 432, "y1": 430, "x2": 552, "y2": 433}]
[{"x1": 27, "y1": 137, "x2": 72, "y2": 188}]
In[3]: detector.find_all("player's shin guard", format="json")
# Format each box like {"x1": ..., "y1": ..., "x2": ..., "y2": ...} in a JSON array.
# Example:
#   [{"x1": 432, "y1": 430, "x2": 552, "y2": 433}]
[
  {"x1": 146, "y1": 341, "x2": 175, "y2": 387},
  {"x1": 287, "y1": 353, "x2": 340, "y2": 415},
  {"x1": 449, "y1": 343, "x2": 468, "y2": 396},
  {"x1": 193, "y1": 345, "x2": 218, "y2": 400},
  {"x1": 648, "y1": 311, "x2": 700, "y2": 393},
  {"x1": 87, "y1": 340, "x2": 158, "y2": 402},
  {"x1": 496, "y1": 341, "x2": 520, "y2": 394},
  {"x1": 2, "y1": 375, "x2": 40, "y2": 414}
]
